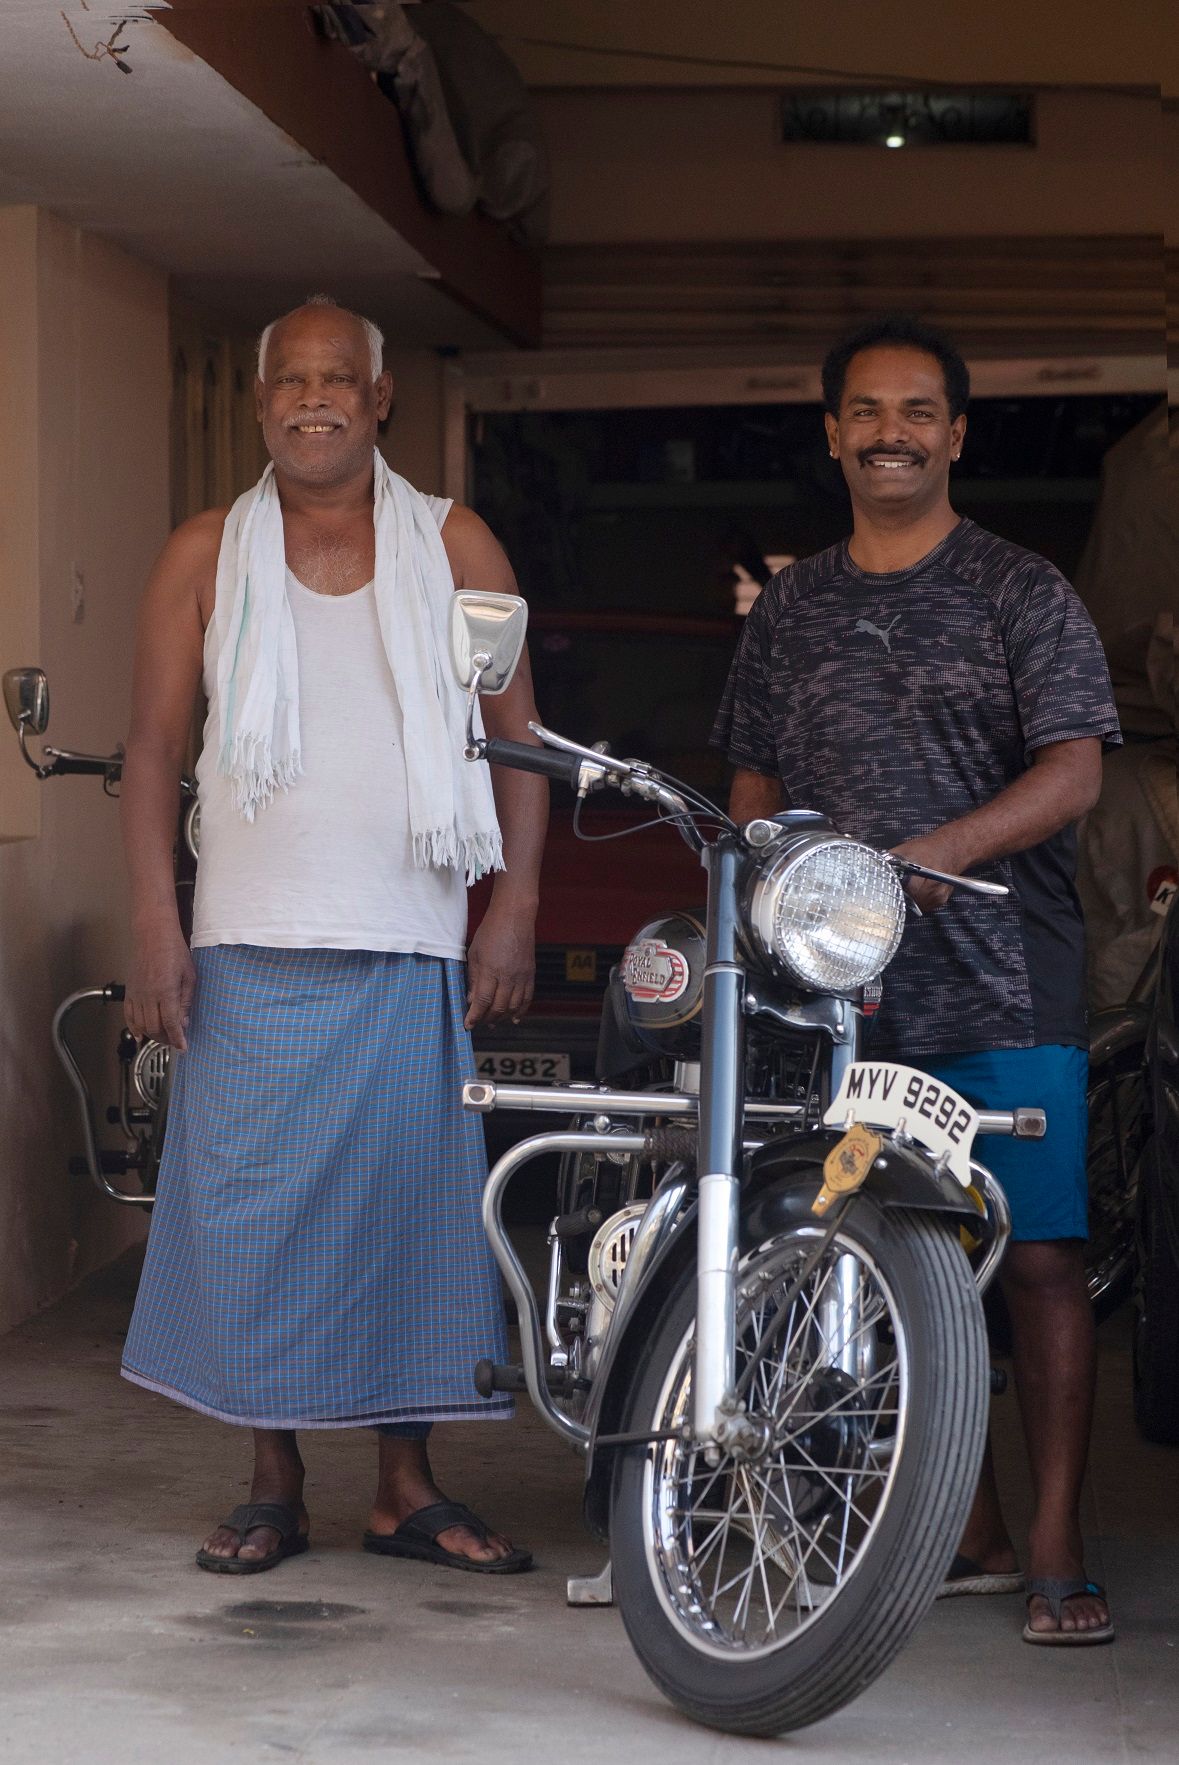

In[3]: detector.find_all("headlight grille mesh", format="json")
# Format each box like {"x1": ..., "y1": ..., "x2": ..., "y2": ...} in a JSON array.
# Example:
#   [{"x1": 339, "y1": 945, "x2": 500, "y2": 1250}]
[{"x1": 772, "y1": 841, "x2": 906, "y2": 991}]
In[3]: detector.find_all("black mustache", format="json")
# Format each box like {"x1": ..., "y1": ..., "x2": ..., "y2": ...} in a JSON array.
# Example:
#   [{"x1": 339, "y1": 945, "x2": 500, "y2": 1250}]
[{"x1": 858, "y1": 448, "x2": 926, "y2": 465}]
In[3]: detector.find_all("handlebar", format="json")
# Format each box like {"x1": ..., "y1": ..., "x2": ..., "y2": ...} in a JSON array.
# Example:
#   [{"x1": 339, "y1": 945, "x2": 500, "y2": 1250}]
[
  {"x1": 474, "y1": 728, "x2": 1011, "y2": 899},
  {"x1": 44, "y1": 749, "x2": 120, "y2": 779},
  {"x1": 482, "y1": 737, "x2": 585, "y2": 789}
]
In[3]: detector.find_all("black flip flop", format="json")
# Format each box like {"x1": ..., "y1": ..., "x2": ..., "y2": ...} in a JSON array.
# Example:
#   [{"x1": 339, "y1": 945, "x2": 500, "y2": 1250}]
[
  {"x1": 195, "y1": 1501, "x2": 310, "y2": 1575},
  {"x1": 363, "y1": 1500, "x2": 533, "y2": 1575},
  {"x1": 1022, "y1": 1576, "x2": 1115, "y2": 1645}
]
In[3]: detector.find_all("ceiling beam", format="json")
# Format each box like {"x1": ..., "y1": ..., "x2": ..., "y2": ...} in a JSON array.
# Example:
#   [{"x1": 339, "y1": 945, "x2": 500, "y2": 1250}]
[{"x1": 160, "y1": 0, "x2": 542, "y2": 347}]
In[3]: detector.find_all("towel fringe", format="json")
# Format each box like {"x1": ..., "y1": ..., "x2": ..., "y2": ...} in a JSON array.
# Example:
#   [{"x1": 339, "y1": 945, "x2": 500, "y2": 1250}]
[
  {"x1": 413, "y1": 826, "x2": 504, "y2": 886},
  {"x1": 223, "y1": 731, "x2": 302, "y2": 823}
]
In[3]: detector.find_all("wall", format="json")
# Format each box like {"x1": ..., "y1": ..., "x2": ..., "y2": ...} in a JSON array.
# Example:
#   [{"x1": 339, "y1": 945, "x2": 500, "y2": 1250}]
[
  {"x1": 0, "y1": 208, "x2": 170, "y2": 1332},
  {"x1": 535, "y1": 89, "x2": 1163, "y2": 245},
  {"x1": 383, "y1": 349, "x2": 448, "y2": 496},
  {"x1": 0, "y1": 211, "x2": 43, "y2": 845}
]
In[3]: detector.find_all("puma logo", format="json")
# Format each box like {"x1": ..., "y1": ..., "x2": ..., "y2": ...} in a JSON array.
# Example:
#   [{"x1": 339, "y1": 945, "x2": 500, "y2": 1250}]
[{"x1": 855, "y1": 614, "x2": 902, "y2": 653}]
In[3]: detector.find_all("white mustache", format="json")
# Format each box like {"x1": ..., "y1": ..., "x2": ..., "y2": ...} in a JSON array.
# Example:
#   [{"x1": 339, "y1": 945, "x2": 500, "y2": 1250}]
[{"x1": 285, "y1": 413, "x2": 347, "y2": 430}]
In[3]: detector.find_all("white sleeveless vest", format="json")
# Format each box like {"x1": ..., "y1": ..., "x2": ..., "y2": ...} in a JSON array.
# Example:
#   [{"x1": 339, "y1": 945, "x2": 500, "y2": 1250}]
[{"x1": 190, "y1": 495, "x2": 467, "y2": 958}]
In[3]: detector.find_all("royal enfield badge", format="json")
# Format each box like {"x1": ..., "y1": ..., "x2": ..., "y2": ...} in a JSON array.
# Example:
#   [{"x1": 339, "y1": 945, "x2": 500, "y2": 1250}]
[{"x1": 621, "y1": 937, "x2": 690, "y2": 1005}]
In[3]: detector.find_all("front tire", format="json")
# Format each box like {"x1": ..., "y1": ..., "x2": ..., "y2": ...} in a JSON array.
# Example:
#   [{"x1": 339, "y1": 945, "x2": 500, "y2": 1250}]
[
  {"x1": 1133, "y1": 1140, "x2": 1179, "y2": 1444},
  {"x1": 1086, "y1": 1039, "x2": 1149, "y2": 1317},
  {"x1": 610, "y1": 1199, "x2": 987, "y2": 1736}
]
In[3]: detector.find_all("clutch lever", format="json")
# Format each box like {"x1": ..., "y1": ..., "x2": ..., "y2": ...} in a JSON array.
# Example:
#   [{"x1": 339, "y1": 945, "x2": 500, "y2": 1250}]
[{"x1": 892, "y1": 857, "x2": 1009, "y2": 899}]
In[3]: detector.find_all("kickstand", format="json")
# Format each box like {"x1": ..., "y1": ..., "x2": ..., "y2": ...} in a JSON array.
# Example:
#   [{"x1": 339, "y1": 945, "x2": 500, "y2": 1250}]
[{"x1": 567, "y1": 1558, "x2": 613, "y2": 1607}]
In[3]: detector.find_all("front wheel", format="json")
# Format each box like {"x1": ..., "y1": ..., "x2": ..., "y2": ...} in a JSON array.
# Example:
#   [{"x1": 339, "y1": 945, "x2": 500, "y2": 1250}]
[
  {"x1": 1133, "y1": 1139, "x2": 1179, "y2": 1444},
  {"x1": 610, "y1": 1200, "x2": 988, "y2": 1736}
]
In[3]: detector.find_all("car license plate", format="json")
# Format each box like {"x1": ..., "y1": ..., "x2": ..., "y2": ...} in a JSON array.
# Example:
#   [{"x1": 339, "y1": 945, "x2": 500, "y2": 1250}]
[
  {"x1": 823, "y1": 1062, "x2": 978, "y2": 1188},
  {"x1": 476, "y1": 1051, "x2": 571, "y2": 1084}
]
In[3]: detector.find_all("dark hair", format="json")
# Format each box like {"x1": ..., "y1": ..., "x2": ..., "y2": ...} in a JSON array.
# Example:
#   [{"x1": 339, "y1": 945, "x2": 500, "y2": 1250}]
[{"x1": 821, "y1": 314, "x2": 970, "y2": 420}]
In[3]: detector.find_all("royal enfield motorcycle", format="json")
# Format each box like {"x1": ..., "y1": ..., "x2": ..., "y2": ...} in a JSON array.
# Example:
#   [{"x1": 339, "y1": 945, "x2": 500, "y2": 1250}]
[
  {"x1": 3, "y1": 666, "x2": 198, "y2": 1207},
  {"x1": 448, "y1": 591, "x2": 1050, "y2": 1735}
]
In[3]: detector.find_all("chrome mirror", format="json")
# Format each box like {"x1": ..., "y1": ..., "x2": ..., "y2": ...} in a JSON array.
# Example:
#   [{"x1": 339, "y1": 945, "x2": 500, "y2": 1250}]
[
  {"x1": 450, "y1": 591, "x2": 528, "y2": 693},
  {"x1": 449, "y1": 591, "x2": 528, "y2": 759},
  {"x1": 4, "y1": 667, "x2": 49, "y2": 737}
]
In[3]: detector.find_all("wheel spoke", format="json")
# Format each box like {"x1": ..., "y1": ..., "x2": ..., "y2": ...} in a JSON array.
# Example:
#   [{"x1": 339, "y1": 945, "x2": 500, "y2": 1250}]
[{"x1": 643, "y1": 1225, "x2": 913, "y2": 1658}]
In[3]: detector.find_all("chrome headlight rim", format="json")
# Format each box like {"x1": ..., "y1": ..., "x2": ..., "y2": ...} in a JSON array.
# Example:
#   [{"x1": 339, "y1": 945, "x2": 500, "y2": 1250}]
[{"x1": 745, "y1": 832, "x2": 906, "y2": 994}]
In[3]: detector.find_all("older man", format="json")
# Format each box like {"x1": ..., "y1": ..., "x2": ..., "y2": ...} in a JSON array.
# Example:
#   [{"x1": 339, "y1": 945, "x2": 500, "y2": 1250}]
[{"x1": 120, "y1": 297, "x2": 544, "y2": 1574}]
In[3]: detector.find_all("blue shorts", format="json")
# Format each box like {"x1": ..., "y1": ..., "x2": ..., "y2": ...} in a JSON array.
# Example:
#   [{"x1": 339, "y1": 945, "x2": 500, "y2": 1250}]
[{"x1": 915, "y1": 1046, "x2": 1088, "y2": 1243}]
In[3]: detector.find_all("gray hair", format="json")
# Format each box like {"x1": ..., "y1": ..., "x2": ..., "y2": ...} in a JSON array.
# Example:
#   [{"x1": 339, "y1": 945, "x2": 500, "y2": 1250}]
[{"x1": 256, "y1": 294, "x2": 385, "y2": 382}]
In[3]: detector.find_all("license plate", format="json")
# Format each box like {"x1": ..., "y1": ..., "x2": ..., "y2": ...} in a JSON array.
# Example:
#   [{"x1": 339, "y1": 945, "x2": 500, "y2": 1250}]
[
  {"x1": 476, "y1": 1051, "x2": 571, "y2": 1084},
  {"x1": 823, "y1": 1062, "x2": 978, "y2": 1188}
]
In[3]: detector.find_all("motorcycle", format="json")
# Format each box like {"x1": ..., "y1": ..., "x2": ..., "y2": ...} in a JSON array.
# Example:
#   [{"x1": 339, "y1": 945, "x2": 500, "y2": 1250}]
[
  {"x1": 7, "y1": 650, "x2": 1140, "y2": 1317},
  {"x1": 449, "y1": 592, "x2": 1045, "y2": 1735},
  {"x1": 3, "y1": 666, "x2": 198, "y2": 1207},
  {"x1": 1084, "y1": 942, "x2": 1157, "y2": 1317}
]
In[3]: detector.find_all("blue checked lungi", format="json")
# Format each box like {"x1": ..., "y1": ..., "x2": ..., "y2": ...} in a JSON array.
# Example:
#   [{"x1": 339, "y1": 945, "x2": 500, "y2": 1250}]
[{"x1": 121, "y1": 946, "x2": 512, "y2": 1429}]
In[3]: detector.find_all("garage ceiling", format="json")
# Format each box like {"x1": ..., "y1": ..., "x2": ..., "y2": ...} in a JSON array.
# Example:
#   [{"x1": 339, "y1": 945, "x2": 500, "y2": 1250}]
[
  {"x1": 544, "y1": 237, "x2": 1167, "y2": 359},
  {"x1": 0, "y1": 1, "x2": 531, "y2": 346},
  {"x1": 463, "y1": 0, "x2": 1164, "y2": 92}
]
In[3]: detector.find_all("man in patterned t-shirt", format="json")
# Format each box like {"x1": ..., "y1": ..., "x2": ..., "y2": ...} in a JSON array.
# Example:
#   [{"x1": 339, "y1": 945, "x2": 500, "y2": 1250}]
[{"x1": 713, "y1": 315, "x2": 1119, "y2": 1645}]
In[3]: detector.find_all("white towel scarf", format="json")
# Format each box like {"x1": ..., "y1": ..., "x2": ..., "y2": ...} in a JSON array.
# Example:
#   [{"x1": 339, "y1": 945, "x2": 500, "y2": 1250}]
[{"x1": 213, "y1": 451, "x2": 503, "y2": 883}]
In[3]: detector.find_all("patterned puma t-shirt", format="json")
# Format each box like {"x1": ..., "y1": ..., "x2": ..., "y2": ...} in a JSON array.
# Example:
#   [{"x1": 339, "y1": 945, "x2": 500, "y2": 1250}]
[{"x1": 711, "y1": 519, "x2": 1121, "y2": 1058}]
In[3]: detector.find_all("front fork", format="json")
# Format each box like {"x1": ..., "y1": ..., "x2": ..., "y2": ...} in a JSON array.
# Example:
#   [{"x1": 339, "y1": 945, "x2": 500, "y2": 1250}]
[{"x1": 693, "y1": 841, "x2": 862, "y2": 1448}]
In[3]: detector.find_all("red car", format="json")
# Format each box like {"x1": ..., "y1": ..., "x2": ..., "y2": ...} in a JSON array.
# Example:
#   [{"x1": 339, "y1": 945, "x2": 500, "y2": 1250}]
[{"x1": 469, "y1": 609, "x2": 738, "y2": 1095}]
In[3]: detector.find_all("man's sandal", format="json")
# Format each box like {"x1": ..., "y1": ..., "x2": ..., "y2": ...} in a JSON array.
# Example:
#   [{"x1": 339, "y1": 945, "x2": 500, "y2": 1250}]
[
  {"x1": 363, "y1": 1500, "x2": 533, "y2": 1575},
  {"x1": 195, "y1": 1501, "x2": 310, "y2": 1575},
  {"x1": 937, "y1": 1552, "x2": 1025, "y2": 1598},
  {"x1": 1022, "y1": 1576, "x2": 1115, "y2": 1645}
]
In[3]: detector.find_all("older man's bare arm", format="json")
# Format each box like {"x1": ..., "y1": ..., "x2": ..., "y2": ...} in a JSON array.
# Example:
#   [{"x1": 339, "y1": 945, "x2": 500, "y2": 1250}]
[
  {"x1": 121, "y1": 510, "x2": 222, "y2": 1050},
  {"x1": 441, "y1": 503, "x2": 548, "y2": 1028}
]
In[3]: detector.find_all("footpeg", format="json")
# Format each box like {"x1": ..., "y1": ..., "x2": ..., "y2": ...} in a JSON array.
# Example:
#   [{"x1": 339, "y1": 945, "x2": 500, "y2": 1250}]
[
  {"x1": 990, "y1": 1365, "x2": 1008, "y2": 1395},
  {"x1": 474, "y1": 1359, "x2": 586, "y2": 1399},
  {"x1": 567, "y1": 1559, "x2": 613, "y2": 1607}
]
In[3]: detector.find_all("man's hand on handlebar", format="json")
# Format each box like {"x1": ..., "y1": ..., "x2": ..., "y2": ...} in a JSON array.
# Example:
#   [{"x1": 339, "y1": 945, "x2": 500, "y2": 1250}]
[
  {"x1": 891, "y1": 828, "x2": 969, "y2": 913},
  {"x1": 125, "y1": 917, "x2": 196, "y2": 1051}
]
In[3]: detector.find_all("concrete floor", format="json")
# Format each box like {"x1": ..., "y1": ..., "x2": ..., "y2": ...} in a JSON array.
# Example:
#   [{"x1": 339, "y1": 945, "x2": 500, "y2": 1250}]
[{"x1": 1, "y1": 1250, "x2": 1177, "y2": 1764}]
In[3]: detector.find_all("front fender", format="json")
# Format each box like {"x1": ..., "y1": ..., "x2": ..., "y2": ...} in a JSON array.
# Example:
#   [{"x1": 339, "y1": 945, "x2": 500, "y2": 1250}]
[
  {"x1": 581, "y1": 1127, "x2": 981, "y2": 1537},
  {"x1": 1090, "y1": 1003, "x2": 1151, "y2": 1068},
  {"x1": 744, "y1": 1126, "x2": 984, "y2": 1221}
]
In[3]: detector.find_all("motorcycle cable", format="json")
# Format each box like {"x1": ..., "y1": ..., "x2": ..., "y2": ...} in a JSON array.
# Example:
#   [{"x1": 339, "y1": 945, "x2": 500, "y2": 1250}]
[
  {"x1": 648, "y1": 765, "x2": 736, "y2": 832},
  {"x1": 591, "y1": 1425, "x2": 690, "y2": 1450},
  {"x1": 570, "y1": 796, "x2": 730, "y2": 846}
]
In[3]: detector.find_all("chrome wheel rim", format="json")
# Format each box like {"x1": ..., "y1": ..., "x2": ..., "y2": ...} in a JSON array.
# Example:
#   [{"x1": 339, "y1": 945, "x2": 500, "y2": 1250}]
[
  {"x1": 1086, "y1": 1068, "x2": 1145, "y2": 1304},
  {"x1": 642, "y1": 1227, "x2": 908, "y2": 1660}
]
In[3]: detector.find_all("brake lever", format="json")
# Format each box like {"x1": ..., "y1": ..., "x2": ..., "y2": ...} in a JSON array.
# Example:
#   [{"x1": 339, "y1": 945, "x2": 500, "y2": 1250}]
[
  {"x1": 528, "y1": 721, "x2": 634, "y2": 776},
  {"x1": 893, "y1": 857, "x2": 1008, "y2": 899}
]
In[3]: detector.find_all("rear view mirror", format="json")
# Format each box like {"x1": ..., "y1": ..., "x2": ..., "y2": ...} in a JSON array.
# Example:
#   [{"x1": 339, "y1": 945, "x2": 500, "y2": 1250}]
[
  {"x1": 3, "y1": 667, "x2": 49, "y2": 736},
  {"x1": 449, "y1": 592, "x2": 528, "y2": 695}
]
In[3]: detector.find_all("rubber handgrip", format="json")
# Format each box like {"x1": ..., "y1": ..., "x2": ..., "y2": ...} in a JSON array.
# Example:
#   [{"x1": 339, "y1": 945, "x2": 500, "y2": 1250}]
[
  {"x1": 53, "y1": 756, "x2": 117, "y2": 777},
  {"x1": 481, "y1": 737, "x2": 583, "y2": 788}
]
